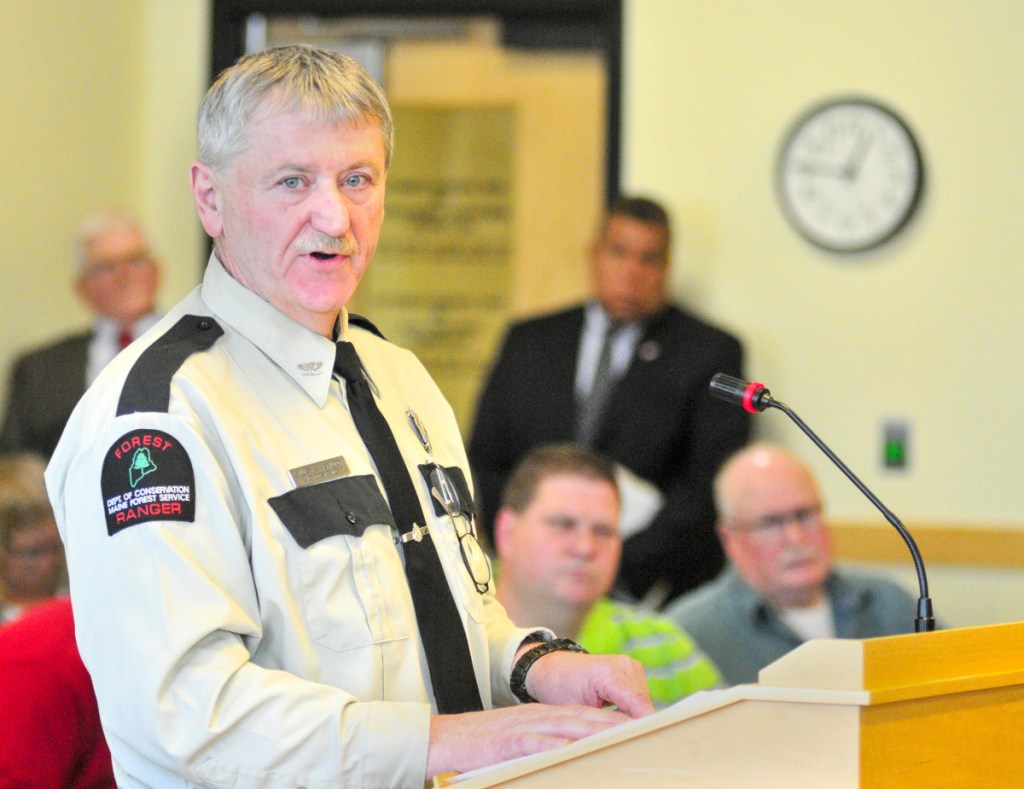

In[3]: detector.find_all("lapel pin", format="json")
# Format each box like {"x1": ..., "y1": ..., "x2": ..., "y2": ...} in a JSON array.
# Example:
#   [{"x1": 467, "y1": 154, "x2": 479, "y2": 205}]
[{"x1": 638, "y1": 341, "x2": 661, "y2": 362}]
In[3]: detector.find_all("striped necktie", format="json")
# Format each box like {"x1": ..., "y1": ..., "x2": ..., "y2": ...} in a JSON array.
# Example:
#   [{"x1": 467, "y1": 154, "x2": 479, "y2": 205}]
[{"x1": 576, "y1": 322, "x2": 623, "y2": 445}]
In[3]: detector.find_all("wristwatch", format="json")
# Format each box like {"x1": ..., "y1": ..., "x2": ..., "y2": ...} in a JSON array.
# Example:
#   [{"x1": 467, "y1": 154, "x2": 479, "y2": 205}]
[{"x1": 509, "y1": 637, "x2": 588, "y2": 704}]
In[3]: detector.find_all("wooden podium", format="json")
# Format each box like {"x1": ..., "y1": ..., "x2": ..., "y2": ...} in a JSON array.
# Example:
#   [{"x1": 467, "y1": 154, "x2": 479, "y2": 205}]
[{"x1": 436, "y1": 622, "x2": 1024, "y2": 787}]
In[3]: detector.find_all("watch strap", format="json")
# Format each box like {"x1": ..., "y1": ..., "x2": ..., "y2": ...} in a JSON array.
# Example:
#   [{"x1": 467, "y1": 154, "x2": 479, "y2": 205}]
[{"x1": 509, "y1": 637, "x2": 588, "y2": 704}]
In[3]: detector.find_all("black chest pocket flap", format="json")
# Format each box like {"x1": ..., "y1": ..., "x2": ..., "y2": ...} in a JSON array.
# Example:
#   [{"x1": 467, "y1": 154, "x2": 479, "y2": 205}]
[
  {"x1": 418, "y1": 464, "x2": 475, "y2": 518},
  {"x1": 269, "y1": 474, "x2": 396, "y2": 549}
]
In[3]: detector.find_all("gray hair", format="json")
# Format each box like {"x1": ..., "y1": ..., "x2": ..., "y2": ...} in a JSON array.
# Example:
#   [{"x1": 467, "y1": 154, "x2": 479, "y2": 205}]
[
  {"x1": 197, "y1": 45, "x2": 394, "y2": 173},
  {"x1": 72, "y1": 212, "x2": 147, "y2": 275}
]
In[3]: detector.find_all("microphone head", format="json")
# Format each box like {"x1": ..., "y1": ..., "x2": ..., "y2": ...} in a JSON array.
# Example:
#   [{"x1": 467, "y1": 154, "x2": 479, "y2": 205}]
[{"x1": 709, "y1": 373, "x2": 771, "y2": 413}]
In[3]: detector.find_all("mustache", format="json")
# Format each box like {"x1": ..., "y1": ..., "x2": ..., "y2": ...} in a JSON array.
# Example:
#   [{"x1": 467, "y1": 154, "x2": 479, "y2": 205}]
[
  {"x1": 293, "y1": 233, "x2": 359, "y2": 257},
  {"x1": 779, "y1": 547, "x2": 823, "y2": 568}
]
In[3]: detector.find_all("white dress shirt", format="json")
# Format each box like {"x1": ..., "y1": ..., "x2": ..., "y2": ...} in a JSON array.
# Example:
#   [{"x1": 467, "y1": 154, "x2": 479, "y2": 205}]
[{"x1": 86, "y1": 312, "x2": 162, "y2": 385}]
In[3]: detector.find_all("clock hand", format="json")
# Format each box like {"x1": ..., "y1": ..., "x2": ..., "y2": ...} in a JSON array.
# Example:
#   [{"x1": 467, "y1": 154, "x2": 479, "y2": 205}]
[
  {"x1": 842, "y1": 134, "x2": 874, "y2": 180},
  {"x1": 793, "y1": 160, "x2": 847, "y2": 179}
]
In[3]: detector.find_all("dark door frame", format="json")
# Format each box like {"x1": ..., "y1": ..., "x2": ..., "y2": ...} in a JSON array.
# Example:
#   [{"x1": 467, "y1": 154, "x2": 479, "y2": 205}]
[{"x1": 210, "y1": 0, "x2": 623, "y2": 203}]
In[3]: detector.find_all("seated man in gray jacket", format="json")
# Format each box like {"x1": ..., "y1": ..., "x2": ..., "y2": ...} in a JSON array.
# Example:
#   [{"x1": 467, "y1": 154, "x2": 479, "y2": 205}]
[{"x1": 665, "y1": 443, "x2": 920, "y2": 685}]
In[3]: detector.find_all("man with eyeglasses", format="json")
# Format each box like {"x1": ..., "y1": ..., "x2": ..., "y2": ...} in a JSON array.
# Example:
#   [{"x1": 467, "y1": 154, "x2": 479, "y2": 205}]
[
  {"x1": 664, "y1": 443, "x2": 919, "y2": 685},
  {"x1": 0, "y1": 212, "x2": 162, "y2": 458}
]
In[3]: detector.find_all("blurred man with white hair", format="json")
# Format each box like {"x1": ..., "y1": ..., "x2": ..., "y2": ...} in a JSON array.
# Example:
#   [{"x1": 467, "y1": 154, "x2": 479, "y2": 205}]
[{"x1": 0, "y1": 213, "x2": 161, "y2": 458}]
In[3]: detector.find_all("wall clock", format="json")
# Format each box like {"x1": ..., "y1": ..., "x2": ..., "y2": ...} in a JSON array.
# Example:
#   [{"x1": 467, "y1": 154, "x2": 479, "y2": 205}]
[{"x1": 776, "y1": 97, "x2": 924, "y2": 253}]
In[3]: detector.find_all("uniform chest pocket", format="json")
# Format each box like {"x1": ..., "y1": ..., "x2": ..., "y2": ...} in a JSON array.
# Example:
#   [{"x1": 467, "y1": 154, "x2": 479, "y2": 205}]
[
  {"x1": 269, "y1": 475, "x2": 410, "y2": 651},
  {"x1": 269, "y1": 474, "x2": 395, "y2": 546}
]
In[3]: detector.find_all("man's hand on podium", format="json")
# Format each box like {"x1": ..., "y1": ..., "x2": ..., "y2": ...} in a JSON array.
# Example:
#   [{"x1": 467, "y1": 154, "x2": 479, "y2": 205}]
[
  {"x1": 426, "y1": 652, "x2": 654, "y2": 779},
  {"x1": 524, "y1": 649, "x2": 654, "y2": 718}
]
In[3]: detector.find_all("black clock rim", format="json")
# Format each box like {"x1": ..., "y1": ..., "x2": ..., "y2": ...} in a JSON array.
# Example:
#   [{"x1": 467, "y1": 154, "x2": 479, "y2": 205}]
[{"x1": 774, "y1": 95, "x2": 926, "y2": 255}]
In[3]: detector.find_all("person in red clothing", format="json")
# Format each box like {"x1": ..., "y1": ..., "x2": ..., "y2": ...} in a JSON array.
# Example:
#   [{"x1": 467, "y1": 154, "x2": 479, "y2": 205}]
[{"x1": 0, "y1": 596, "x2": 115, "y2": 788}]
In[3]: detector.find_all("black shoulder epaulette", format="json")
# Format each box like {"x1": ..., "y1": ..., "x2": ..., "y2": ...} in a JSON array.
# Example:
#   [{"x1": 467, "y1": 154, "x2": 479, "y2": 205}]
[
  {"x1": 117, "y1": 315, "x2": 224, "y2": 416},
  {"x1": 348, "y1": 313, "x2": 387, "y2": 340}
]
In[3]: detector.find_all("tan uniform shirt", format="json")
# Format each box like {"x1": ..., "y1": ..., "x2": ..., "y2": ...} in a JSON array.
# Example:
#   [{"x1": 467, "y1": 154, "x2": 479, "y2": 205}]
[{"x1": 47, "y1": 256, "x2": 537, "y2": 788}]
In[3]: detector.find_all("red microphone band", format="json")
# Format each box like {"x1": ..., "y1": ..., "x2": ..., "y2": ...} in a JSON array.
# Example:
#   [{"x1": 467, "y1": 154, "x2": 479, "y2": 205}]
[{"x1": 742, "y1": 381, "x2": 765, "y2": 414}]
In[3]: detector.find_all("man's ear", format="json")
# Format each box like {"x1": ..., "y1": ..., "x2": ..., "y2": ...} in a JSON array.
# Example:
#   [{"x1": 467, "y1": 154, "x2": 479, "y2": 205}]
[
  {"x1": 492, "y1": 507, "x2": 516, "y2": 557},
  {"x1": 715, "y1": 519, "x2": 735, "y2": 555},
  {"x1": 73, "y1": 275, "x2": 94, "y2": 310},
  {"x1": 191, "y1": 162, "x2": 224, "y2": 239}
]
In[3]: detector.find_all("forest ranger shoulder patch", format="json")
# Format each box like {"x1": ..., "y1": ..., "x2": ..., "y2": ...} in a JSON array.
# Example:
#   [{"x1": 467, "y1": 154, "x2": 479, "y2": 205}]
[{"x1": 101, "y1": 428, "x2": 196, "y2": 536}]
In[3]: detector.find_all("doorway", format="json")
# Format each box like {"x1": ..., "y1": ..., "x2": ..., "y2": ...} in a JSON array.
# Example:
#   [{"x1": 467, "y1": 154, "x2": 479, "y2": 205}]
[{"x1": 210, "y1": 1, "x2": 622, "y2": 431}]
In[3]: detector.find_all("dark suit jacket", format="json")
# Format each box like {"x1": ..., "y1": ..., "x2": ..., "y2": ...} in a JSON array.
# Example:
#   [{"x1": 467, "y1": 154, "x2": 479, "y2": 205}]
[
  {"x1": 468, "y1": 304, "x2": 750, "y2": 604},
  {"x1": 0, "y1": 332, "x2": 91, "y2": 459}
]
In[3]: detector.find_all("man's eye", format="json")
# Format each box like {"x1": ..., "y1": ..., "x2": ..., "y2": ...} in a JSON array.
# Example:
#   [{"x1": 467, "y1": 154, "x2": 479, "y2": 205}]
[
  {"x1": 344, "y1": 174, "x2": 368, "y2": 188},
  {"x1": 281, "y1": 176, "x2": 302, "y2": 189}
]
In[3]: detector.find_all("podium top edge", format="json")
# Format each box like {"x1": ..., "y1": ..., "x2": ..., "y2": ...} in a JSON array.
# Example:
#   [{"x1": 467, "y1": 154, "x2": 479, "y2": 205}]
[{"x1": 758, "y1": 621, "x2": 1024, "y2": 692}]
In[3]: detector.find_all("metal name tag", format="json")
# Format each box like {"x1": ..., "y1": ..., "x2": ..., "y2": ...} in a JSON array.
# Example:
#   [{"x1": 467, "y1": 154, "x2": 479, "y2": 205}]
[{"x1": 289, "y1": 455, "x2": 350, "y2": 488}]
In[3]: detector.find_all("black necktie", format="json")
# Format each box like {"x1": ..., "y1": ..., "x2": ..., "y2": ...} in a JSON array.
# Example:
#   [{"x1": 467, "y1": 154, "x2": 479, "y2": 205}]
[
  {"x1": 576, "y1": 322, "x2": 622, "y2": 445},
  {"x1": 334, "y1": 341, "x2": 483, "y2": 714}
]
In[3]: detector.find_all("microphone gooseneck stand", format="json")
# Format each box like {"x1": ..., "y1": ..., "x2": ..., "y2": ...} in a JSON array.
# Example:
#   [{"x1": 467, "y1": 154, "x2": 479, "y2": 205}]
[{"x1": 709, "y1": 373, "x2": 935, "y2": 633}]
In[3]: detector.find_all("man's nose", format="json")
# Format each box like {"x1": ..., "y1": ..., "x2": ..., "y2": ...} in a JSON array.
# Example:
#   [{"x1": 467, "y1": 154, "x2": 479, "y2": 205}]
[
  {"x1": 617, "y1": 253, "x2": 648, "y2": 282},
  {"x1": 567, "y1": 527, "x2": 598, "y2": 556},
  {"x1": 311, "y1": 183, "x2": 351, "y2": 237},
  {"x1": 781, "y1": 518, "x2": 808, "y2": 542}
]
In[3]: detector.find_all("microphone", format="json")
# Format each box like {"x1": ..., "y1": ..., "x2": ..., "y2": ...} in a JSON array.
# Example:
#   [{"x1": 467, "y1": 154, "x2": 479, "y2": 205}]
[
  {"x1": 708, "y1": 374, "x2": 773, "y2": 414},
  {"x1": 709, "y1": 373, "x2": 935, "y2": 633}
]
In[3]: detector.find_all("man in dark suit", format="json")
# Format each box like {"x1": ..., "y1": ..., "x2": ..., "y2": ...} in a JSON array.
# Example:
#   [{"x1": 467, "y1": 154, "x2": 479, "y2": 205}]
[
  {"x1": 469, "y1": 196, "x2": 749, "y2": 606},
  {"x1": 0, "y1": 213, "x2": 161, "y2": 458}
]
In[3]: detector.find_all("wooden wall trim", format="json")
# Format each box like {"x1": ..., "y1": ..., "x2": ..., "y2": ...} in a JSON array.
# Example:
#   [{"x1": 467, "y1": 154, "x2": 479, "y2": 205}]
[{"x1": 830, "y1": 522, "x2": 1024, "y2": 568}]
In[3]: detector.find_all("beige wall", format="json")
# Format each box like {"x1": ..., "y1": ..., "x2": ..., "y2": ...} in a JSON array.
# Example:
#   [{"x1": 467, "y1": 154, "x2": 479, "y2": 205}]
[
  {"x1": 2, "y1": 1, "x2": 1020, "y2": 624},
  {"x1": 622, "y1": 0, "x2": 1024, "y2": 625},
  {"x1": 0, "y1": 0, "x2": 207, "y2": 393},
  {"x1": 624, "y1": 1, "x2": 1024, "y2": 523}
]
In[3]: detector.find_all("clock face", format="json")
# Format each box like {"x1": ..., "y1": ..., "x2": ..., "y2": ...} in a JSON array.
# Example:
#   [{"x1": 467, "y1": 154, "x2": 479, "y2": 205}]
[{"x1": 776, "y1": 98, "x2": 924, "y2": 253}]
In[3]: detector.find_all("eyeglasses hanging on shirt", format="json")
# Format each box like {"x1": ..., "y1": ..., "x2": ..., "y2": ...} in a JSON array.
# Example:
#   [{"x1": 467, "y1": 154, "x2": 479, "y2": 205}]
[
  {"x1": 408, "y1": 409, "x2": 491, "y2": 594},
  {"x1": 428, "y1": 465, "x2": 491, "y2": 594}
]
